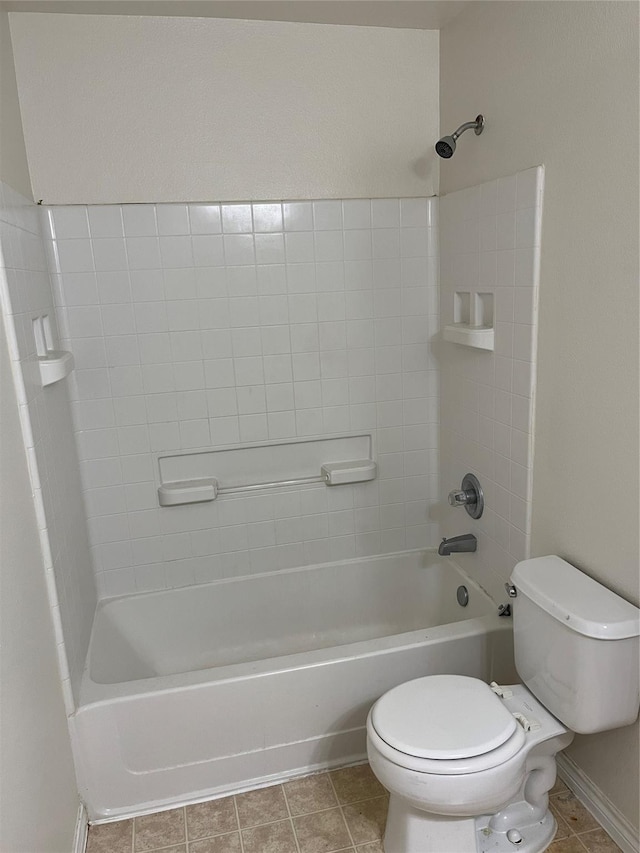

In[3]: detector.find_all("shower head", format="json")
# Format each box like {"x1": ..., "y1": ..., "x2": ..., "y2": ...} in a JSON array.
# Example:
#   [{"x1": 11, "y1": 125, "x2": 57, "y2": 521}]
[
  {"x1": 435, "y1": 136, "x2": 456, "y2": 159},
  {"x1": 435, "y1": 115, "x2": 484, "y2": 159}
]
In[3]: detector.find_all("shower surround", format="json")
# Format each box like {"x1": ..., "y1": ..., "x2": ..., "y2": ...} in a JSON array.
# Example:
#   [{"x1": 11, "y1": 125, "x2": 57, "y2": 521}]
[
  {"x1": 0, "y1": 167, "x2": 543, "y2": 821},
  {"x1": 0, "y1": 180, "x2": 96, "y2": 709},
  {"x1": 43, "y1": 198, "x2": 440, "y2": 596},
  {"x1": 439, "y1": 167, "x2": 544, "y2": 601}
]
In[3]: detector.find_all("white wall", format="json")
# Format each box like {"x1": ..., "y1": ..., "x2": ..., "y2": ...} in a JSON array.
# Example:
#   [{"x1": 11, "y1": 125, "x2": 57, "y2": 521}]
[
  {"x1": 0, "y1": 282, "x2": 78, "y2": 852},
  {"x1": 44, "y1": 197, "x2": 439, "y2": 597},
  {"x1": 0, "y1": 13, "x2": 79, "y2": 848},
  {"x1": 9, "y1": 13, "x2": 439, "y2": 204},
  {"x1": 441, "y1": 0, "x2": 639, "y2": 832},
  {"x1": 0, "y1": 7, "x2": 31, "y2": 198}
]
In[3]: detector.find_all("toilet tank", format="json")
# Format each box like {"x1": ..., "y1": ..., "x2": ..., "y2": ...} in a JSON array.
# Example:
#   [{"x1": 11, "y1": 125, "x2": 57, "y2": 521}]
[{"x1": 511, "y1": 556, "x2": 640, "y2": 734}]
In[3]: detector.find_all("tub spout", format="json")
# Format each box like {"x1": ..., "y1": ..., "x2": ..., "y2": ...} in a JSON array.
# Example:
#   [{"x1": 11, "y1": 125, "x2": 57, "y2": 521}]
[{"x1": 438, "y1": 534, "x2": 477, "y2": 556}]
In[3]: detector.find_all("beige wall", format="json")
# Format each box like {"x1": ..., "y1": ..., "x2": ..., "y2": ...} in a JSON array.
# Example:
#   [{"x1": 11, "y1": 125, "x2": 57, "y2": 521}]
[
  {"x1": 0, "y1": 7, "x2": 31, "y2": 197},
  {"x1": 2, "y1": 1, "x2": 469, "y2": 29},
  {"x1": 0, "y1": 319, "x2": 79, "y2": 852},
  {"x1": 9, "y1": 13, "x2": 439, "y2": 204},
  {"x1": 441, "y1": 0, "x2": 639, "y2": 831}
]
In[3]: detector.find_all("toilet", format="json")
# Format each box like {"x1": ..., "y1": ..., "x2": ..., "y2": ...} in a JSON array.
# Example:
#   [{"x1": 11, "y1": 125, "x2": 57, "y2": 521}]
[{"x1": 366, "y1": 556, "x2": 640, "y2": 853}]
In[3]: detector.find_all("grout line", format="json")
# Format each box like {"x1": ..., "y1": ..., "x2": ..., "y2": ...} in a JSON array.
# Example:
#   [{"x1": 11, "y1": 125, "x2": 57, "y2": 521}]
[
  {"x1": 326, "y1": 771, "x2": 357, "y2": 849},
  {"x1": 232, "y1": 795, "x2": 246, "y2": 853},
  {"x1": 281, "y1": 779, "x2": 302, "y2": 853}
]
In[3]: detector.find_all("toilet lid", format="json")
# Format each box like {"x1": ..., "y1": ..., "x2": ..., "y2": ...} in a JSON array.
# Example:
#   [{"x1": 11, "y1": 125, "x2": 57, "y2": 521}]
[{"x1": 371, "y1": 675, "x2": 518, "y2": 760}]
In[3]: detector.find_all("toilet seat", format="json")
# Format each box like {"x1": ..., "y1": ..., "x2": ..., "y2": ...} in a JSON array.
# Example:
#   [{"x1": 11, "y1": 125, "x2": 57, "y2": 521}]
[{"x1": 368, "y1": 675, "x2": 527, "y2": 775}]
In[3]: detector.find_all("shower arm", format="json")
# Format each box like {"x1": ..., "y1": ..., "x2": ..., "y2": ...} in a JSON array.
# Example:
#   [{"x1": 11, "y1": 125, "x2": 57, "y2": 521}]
[{"x1": 452, "y1": 119, "x2": 483, "y2": 141}]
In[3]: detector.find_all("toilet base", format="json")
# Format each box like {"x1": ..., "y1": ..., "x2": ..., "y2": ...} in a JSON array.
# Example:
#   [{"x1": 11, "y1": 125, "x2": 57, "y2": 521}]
[
  {"x1": 383, "y1": 795, "x2": 558, "y2": 853},
  {"x1": 476, "y1": 809, "x2": 556, "y2": 852}
]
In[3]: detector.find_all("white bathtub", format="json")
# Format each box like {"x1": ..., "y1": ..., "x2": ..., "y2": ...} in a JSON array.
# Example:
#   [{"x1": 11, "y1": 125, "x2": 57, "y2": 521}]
[{"x1": 72, "y1": 550, "x2": 514, "y2": 821}]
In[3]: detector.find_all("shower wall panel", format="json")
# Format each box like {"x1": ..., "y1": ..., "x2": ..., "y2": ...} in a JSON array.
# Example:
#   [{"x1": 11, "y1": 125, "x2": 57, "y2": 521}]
[
  {"x1": 439, "y1": 167, "x2": 543, "y2": 601},
  {"x1": 0, "y1": 180, "x2": 96, "y2": 707},
  {"x1": 44, "y1": 199, "x2": 440, "y2": 597}
]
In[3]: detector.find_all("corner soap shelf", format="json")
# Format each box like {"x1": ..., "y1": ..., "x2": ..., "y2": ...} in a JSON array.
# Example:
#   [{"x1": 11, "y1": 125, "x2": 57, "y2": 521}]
[
  {"x1": 39, "y1": 350, "x2": 75, "y2": 386},
  {"x1": 444, "y1": 291, "x2": 495, "y2": 351},
  {"x1": 32, "y1": 315, "x2": 75, "y2": 386},
  {"x1": 443, "y1": 323, "x2": 494, "y2": 351}
]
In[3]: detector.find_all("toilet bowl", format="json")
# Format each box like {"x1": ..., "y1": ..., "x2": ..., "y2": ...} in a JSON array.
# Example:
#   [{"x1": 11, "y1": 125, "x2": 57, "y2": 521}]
[
  {"x1": 366, "y1": 556, "x2": 640, "y2": 853},
  {"x1": 366, "y1": 676, "x2": 573, "y2": 853}
]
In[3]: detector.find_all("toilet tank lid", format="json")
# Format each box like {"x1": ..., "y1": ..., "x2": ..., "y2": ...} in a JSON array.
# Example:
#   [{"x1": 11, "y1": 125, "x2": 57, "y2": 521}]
[{"x1": 511, "y1": 556, "x2": 640, "y2": 640}]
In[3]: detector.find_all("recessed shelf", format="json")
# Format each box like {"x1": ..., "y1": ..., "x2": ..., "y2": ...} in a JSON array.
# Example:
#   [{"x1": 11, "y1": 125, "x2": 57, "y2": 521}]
[
  {"x1": 156, "y1": 436, "x2": 378, "y2": 507},
  {"x1": 443, "y1": 323, "x2": 495, "y2": 351}
]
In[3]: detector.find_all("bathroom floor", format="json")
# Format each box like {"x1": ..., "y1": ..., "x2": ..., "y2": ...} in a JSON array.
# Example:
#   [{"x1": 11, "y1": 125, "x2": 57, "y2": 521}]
[{"x1": 85, "y1": 764, "x2": 622, "y2": 853}]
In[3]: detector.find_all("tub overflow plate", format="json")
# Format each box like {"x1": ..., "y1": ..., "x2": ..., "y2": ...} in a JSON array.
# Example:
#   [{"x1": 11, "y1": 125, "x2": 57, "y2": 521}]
[{"x1": 456, "y1": 585, "x2": 469, "y2": 607}]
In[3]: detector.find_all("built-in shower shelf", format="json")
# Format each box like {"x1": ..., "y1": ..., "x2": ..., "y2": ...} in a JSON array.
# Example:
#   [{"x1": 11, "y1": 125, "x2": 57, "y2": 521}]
[
  {"x1": 443, "y1": 323, "x2": 494, "y2": 351},
  {"x1": 38, "y1": 350, "x2": 75, "y2": 386},
  {"x1": 32, "y1": 314, "x2": 75, "y2": 386}
]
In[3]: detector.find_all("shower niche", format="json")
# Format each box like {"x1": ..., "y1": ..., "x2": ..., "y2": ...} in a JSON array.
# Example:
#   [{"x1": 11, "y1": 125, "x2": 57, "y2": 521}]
[{"x1": 444, "y1": 290, "x2": 495, "y2": 350}]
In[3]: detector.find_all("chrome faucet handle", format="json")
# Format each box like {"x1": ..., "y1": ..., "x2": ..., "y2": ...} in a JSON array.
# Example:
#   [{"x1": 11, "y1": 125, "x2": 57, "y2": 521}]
[
  {"x1": 448, "y1": 489, "x2": 475, "y2": 507},
  {"x1": 447, "y1": 473, "x2": 484, "y2": 519}
]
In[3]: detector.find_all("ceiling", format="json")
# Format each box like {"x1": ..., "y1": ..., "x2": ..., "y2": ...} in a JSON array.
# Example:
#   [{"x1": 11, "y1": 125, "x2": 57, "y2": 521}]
[{"x1": 1, "y1": 0, "x2": 472, "y2": 29}]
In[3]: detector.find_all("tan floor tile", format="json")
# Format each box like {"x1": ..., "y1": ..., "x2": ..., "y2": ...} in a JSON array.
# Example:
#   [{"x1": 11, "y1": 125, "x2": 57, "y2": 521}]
[
  {"x1": 547, "y1": 838, "x2": 588, "y2": 853},
  {"x1": 293, "y1": 808, "x2": 352, "y2": 853},
  {"x1": 578, "y1": 828, "x2": 622, "y2": 852},
  {"x1": 284, "y1": 773, "x2": 338, "y2": 816},
  {"x1": 235, "y1": 784, "x2": 288, "y2": 828},
  {"x1": 135, "y1": 808, "x2": 186, "y2": 851},
  {"x1": 86, "y1": 819, "x2": 133, "y2": 853},
  {"x1": 330, "y1": 765, "x2": 386, "y2": 804},
  {"x1": 242, "y1": 819, "x2": 298, "y2": 853},
  {"x1": 553, "y1": 792, "x2": 600, "y2": 834},
  {"x1": 189, "y1": 832, "x2": 242, "y2": 853},
  {"x1": 551, "y1": 777, "x2": 570, "y2": 795},
  {"x1": 102, "y1": 764, "x2": 619, "y2": 853},
  {"x1": 550, "y1": 802, "x2": 572, "y2": 840},
  {"x1": 342, "y1": 797, "x2": 388, "y2": 845},
  {"x1": 186, "y1": 796, "x2": 237, "y2": 840}
]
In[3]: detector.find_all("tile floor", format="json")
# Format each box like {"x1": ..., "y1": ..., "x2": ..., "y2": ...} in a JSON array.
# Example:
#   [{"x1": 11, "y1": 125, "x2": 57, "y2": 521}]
[{"x1": 86, "y1": 764, "x2": 622, "y2": 853}]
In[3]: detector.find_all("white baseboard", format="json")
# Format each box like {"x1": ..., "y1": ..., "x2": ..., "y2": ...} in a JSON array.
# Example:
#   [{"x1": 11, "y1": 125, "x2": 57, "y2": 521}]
[
  {"x1": 557, "y1": 754, "x2": 639, "y2": 853},
  {"x1": 72, "y1": 803, "x2": 88, "y2": 853}
]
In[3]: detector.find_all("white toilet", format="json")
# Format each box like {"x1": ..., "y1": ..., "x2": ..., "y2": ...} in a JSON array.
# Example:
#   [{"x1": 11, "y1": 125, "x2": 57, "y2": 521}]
[{"x1": 366, "y1": 556, "x2": 640, "y2": 853}]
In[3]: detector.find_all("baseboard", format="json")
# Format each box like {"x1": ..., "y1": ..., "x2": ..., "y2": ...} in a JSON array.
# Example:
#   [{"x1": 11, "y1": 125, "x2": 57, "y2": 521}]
[
  {"x1": 73, "y1": 803, "x2": 88, "y2": 853},
  {"x1": 556, "y1": 754, "x2": 639, "y2": 853}
]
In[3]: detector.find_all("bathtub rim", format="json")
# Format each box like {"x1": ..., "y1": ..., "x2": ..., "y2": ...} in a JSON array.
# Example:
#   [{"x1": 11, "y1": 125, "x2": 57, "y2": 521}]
[{"x1": 93, "y1": 547, "x2": 455, "y2": 610}]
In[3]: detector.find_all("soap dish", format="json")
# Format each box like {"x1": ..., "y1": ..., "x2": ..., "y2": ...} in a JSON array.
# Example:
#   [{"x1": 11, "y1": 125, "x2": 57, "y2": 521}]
[
  {"x1": 39, "y1": 350, "x2": 75, "y2": 386},
  {"x1": 443, "y1": 323, "x2": 494, "y2": 351}
]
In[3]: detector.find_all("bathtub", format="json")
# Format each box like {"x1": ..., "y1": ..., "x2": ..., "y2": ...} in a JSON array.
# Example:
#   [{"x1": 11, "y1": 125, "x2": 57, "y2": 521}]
[{"x1": 72, "y1": 549, "x2": 514, "y2": 821}]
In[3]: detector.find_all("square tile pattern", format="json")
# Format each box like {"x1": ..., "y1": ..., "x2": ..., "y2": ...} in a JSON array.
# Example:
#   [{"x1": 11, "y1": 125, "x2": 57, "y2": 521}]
[
  {"x1": 0, "y1": 179, "x2": 96, "y2": 709},
  {"x1": 439, "y1": 167, "x2": 543, "y2": 603},
  {"x1": 43, "y1": 199, "x2": 440, "y2": 598},
  {"x1": 85, "y1": 765, "x2": 621, "y2": 853}
]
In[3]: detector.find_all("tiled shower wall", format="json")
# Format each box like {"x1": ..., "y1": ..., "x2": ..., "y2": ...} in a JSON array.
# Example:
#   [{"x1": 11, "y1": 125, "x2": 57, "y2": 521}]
[
  {"x1": 44, "y1": 199, "x2": 439, "y2": 597},
  {"x1": 0, "y1": 180, "x2": 96, "y2": 708},
  {"x1": 439, "y1": 167, "x2": 543, "y2": 602}
]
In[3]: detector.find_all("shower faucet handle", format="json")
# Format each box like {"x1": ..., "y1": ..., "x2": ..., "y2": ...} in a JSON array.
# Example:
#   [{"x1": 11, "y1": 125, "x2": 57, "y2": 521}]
[
  {"x1": 448, "y1": 489, "x2": 473, "y2": 507},
  {"x1": 446, "y1": 473, "x2": 484, "y2": 519}
]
